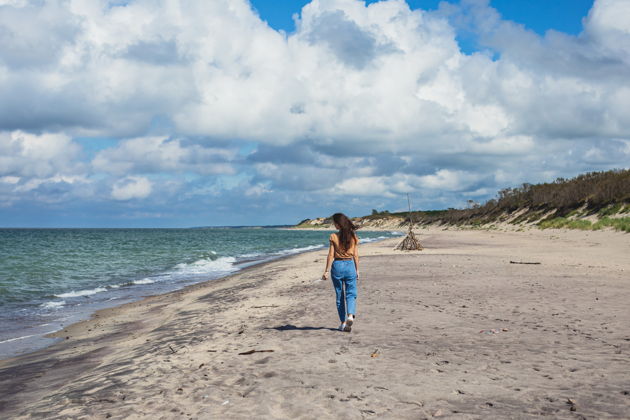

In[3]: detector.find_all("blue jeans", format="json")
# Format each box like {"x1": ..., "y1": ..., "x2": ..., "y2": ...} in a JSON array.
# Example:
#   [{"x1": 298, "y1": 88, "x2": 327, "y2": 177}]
[{"x1": 331, "y1": 260, "x2": 357, "y2": 322}]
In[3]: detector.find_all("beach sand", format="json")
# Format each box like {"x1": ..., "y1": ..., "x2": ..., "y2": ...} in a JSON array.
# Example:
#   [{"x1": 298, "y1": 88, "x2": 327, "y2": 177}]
[{"x1": 1, "y1": 228, "x2": 629, "y2": 419}]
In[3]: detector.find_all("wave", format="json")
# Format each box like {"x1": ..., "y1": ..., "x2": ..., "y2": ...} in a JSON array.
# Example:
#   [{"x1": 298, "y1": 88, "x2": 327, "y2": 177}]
[
  {"x1": 106, "y1": 278, "x2": 155, "y2": 289},
  {"x1": 31, "y1": 237, "x2": 393, "y2": 305},
  {"x1": 0, "y1": 330, "x2": 58, "y2": 344},
  {"x1": 240, "y1": 245, "x2": 324, "y2": 260},
  {"x1": 132, "y1": 278, "x2": 155, "y2": 285},
  {"x1": 40, "y1": 300, "x2": 65, "y2": 309},
  {"x1": 274, "y1": 244, "x2": 324, "y2": 255},
  {"x1": 50, "y1": 258, "x2": 237, "y2": 302},
  {"x1": 361, "y1": 235, "x2": 393, "y2": 244},
  {"x1": 55, "y1": 287, "x2": 107, "y2": 298},
  {"x1": 174, "y1": 256, "x2": 238, "y2": 276},
  {"x1": 239, "y1": 251, "x2": 264, "y2": 258},
  {"x1": 0, "y1": 333, "x2": 39, "y2": 344}
]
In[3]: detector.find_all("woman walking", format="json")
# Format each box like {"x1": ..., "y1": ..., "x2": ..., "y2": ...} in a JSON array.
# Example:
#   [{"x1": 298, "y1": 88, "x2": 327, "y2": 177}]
[{"x1": 322, "y1": 213, "x2": 359, "y2": 332}]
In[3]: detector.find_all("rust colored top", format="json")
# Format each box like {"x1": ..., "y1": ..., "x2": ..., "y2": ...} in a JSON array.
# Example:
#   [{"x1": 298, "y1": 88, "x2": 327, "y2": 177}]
[{"x1": 329, "y1": 232, "x2": 358, "y2": 259}]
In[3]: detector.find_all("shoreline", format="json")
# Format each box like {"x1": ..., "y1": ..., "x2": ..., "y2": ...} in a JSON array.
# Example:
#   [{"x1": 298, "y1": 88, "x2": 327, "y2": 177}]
[
  {"x1": 1, "y1": 227, "x2": 629, "y2": 419},
  {"x1": 2, "y1": 250, "x2": 297, "y2": 363},
  {"x1": 0, "y1": 235, "x2": 381, "y2": 417},
  {"x1": 0, "y1": 231, "x2": 403, "y2": 361},
  {"x1": 283, "y1": 226, "x2": 405, "y2": 232}
]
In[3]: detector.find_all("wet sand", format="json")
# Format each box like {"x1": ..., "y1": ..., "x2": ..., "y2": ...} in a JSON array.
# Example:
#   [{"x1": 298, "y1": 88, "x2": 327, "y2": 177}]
[{"x1": 1, "y1": 228, "x2": 629, "y2": 419}]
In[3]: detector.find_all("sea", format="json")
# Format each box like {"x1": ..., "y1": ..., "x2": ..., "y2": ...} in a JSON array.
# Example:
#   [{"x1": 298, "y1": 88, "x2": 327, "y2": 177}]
[{"x1": 0, "y1": 227, "x2": 401, "y2": 359}]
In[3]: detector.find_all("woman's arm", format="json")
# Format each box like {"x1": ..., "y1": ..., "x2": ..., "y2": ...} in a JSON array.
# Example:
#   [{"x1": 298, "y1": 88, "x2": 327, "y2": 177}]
[
  {"x1": 322, "y1": 241, "x2": 334, "y2": 280},
  {"x1": 353, "y1": 235, "x2": 360, "y2": 279}
]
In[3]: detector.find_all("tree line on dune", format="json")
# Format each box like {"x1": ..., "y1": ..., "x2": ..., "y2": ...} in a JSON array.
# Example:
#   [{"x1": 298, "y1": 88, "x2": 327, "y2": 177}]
[{"x1": 367, "y1": 168, "x2": 630, "y2": 228}]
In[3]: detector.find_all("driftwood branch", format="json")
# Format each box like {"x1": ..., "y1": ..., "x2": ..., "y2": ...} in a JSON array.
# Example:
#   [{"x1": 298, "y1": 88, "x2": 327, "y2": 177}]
[{"x1": 238, "y1": 349, "x2": 275, "y2": 355}]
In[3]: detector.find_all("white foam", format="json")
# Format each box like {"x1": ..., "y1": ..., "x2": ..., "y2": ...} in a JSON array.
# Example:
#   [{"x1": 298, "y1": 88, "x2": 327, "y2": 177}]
[
  {"x1": 132, "y1": 278, "x2": 155, "y2": 285},
  {"x1": 239, "y1": 252, "x2": 264, "y2": 258},
  {"x1": 0, "y1": 333, "x2": 38, "y2": 344},
  {"x1": 0, "y1": 330, "x2": 58, "y2": 344},
  {"x1": 275, "y1": 244, "x2": 323, "y2": 255},
  {"x1": 360, "y1": 234, "x2": 397, "y2": 244},
  {"x1": 55, "y1": 287, "x2": 107, "y2": 298},
  {"x1": 40, "y1": 300, "x2": 65, "y2": 309},
  {"x1": 175, "y1": 256, "x2": 238, "y2": 275}
]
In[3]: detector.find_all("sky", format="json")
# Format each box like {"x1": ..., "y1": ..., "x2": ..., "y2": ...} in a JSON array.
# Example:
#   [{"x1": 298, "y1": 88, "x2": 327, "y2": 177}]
[{"x1": 1, "y1": 0, "x2": 629, "y2": 228}]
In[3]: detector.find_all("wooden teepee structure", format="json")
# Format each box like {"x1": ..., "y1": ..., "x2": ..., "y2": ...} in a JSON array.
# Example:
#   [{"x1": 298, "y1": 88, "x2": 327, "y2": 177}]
[{"x1": 395, "y1": 194, "x2": 423, "y2": 251}]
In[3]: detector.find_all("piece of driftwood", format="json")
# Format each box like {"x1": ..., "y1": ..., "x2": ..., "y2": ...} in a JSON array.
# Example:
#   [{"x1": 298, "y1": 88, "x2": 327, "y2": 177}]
[
  {"x1": 509, "y1": 261, "x2": 541, "y2": 265},
  {"x1": 238, "y1": 349, "x2": 275, "y2": 355}
]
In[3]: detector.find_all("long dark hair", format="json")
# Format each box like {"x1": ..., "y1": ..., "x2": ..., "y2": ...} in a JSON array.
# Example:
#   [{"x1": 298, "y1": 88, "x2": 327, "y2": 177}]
[{"x1": 332, "y1": 213, "x2": 357, "y2": 250}]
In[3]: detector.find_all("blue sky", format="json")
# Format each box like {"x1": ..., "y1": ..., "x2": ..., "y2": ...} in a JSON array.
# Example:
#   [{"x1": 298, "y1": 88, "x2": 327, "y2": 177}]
[
  {"x1": 252, "y1": 0, "x2": 594, "y2": 36},
  {"x1": 251, "y1": 0, "x2": 595, "y2": 55},
  {"x1": 1, "y1": 0, "x2": 628, "y2": 227}
]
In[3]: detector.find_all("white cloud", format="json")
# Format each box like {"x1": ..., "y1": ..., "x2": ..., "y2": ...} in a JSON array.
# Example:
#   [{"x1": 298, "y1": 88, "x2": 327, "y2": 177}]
[
  {"x1": 0, "y1": 0, "x2": 629, "y2": 224},
  {"x1": 416, "y1": 169, "x2": 475, "y2": 191},
  {"x1": 0, "y1": 131, "x2": 82, "y2": 178},
  {"x1": 332, "y1": 176, "x2": 393, "y2": 197},
  {"x1": 329, "y1": 169, "x2": 478, "y2": 198},
  {"x1": 467, "y1": 135, "x2": 534, "y2": 155},
  {"x1": 585, "y1": 0, "x2": 630, "y2": 59},
  {"x1": 111, "y1": 176, "x2": 152, "y2": 200},
  {"x1": 13, "y1": 175, "x2": 88, "y2": 193},
  {"x1": 0, "y1": 176, "x2": 19, "y2": 184},
  {"x1": 0, "y1": 0, "x2": 628, "y2": 151},
  {"x1": 0, "y1": 0, "x2": 28, "y2": 6},
  {"x1": 245, "y1": 183, "x2": 272, "y2": 197},
  {"x1": 92, "y1": 136, "x2": 237, "y2": 175}
]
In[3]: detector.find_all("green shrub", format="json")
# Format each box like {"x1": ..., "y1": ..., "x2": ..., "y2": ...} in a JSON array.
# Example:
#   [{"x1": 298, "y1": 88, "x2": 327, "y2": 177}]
[
  {"x1": 567, "y1": 220, "x2": 593, "y2": 230},
  {"x1": 539, "y1": 217, "x2": 569, "y2": 229},
  {"x1": 593, "y1": 217, "x2": 630, "y2": 232},
  {"x1": 538, "y1": 217, "x2": 593, "y2": 230},
  {"x1": 540, "y1": 216, "x2": 630, "y2": 232},
  {"x1": 598, "y1": 203, "x2": 623, "y2": 217}
]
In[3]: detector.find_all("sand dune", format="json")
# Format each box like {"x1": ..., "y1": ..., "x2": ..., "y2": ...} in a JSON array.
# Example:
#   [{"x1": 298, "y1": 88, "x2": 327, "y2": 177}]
[{"x1": 1, "y1": 228, "x2": 629, "y2": 419}]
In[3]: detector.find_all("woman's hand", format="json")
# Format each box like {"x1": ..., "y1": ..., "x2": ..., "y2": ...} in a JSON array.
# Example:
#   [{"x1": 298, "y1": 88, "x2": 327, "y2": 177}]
[
  {"x1": 356, "y1": 270, "x2": 360, "y2": 280},
  {"x1": 322, "y1": 271, "x2": 329, "y2": 280}
]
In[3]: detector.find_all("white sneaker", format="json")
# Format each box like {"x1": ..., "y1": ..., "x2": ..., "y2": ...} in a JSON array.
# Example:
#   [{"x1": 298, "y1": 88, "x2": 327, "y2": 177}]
[
  {"x1": 338, "y1": 322, "x2": 346, "y2": 331},
  {"x1": 343, "y1": 315, "x2": 353, "y2": 332}
]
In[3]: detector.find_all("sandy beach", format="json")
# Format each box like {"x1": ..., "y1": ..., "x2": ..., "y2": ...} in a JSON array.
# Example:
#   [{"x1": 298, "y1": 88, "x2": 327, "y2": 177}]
[{"x1": 1, "y1": 228, "x2": 629, "y2": 419}]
